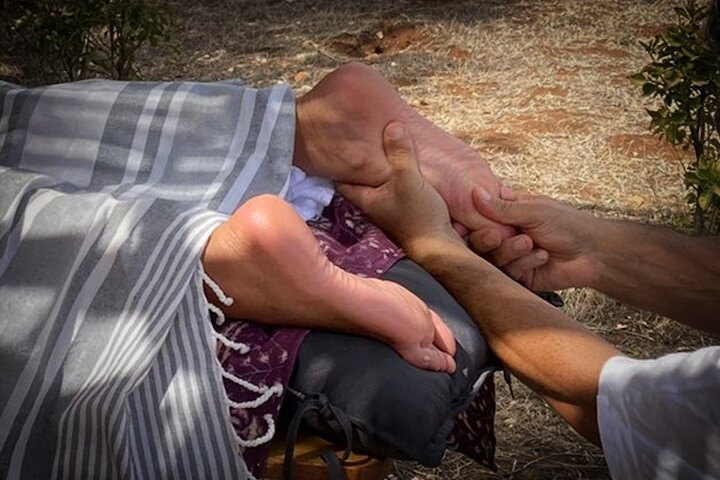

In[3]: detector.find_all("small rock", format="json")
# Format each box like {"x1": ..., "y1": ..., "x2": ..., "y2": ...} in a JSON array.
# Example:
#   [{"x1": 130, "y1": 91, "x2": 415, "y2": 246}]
[{"x1": 294, "y1": 71, "x2": 310, "y2": 83}]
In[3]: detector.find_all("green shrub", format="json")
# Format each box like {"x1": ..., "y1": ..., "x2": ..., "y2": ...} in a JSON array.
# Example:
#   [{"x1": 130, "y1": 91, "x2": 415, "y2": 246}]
[
  {"x1": 11, "y1": 0, "x2": 175, "y2": 83},
  {"x1": 632, "y1": 0, "x2": 720, "y2": 234}
]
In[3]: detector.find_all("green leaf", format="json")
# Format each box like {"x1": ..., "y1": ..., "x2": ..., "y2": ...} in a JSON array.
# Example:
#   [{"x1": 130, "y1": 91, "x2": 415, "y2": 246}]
[
  {"x1": 642, "y1": 82, "x2": 659, "y2": 96},
  {"x1": 628, "y1": 72, "x2": 647, "y2": 83},
  {"x1": 699, "y1": 190, "x2": 713, "y2": 210}
]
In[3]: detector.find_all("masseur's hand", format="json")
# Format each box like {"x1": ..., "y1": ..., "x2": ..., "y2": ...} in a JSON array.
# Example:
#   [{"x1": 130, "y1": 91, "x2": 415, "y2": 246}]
[
  {"x1": 469, "y1": 190, "x2": 606, "y2": 291},
  {"x1": 338, "y1": 121, "x2": 465, "y2": 260}
]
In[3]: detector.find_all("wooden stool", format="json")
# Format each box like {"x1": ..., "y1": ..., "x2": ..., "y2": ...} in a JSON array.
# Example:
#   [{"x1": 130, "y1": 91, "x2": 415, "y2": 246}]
[{"x1": 264, "y1": 432, "x2": 392, "y2": 480}]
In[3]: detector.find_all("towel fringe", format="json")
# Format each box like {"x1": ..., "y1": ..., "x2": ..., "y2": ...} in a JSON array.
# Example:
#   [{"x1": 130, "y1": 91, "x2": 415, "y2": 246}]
[
  {"x1": 199, "y1": 263, "x2": 280, "y2": 450},
  {"x1": 235, "y1": 414, "x2": 276, "y2": 448},
  {"x1": 212, "y1": 329, "x2": 250, "y2": 354},
  {"x1": 226, "y1": 383, "x2": 283, "y2": 410},
  {"x1": 201, "y1": 269, "x2": 234, "y2": 307}
]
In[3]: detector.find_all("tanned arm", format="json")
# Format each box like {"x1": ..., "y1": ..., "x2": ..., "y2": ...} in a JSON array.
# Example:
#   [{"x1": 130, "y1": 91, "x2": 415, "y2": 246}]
[
  {"x1": 469, "y1": 191, "x2": 720, "y2": 335},
  {"x1": 409, "y1": 237, "x2": 619, "y2": 445},
  {"x1": 339, "y1": 122, "x2": 621, "y2": 446},
  {"x1": 593, "y1": 221, "x2": 720, "y2": 333}
]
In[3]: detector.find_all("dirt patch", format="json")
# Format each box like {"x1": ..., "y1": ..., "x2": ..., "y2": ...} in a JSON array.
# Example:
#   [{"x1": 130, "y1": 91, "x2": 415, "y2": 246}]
[
  {"x1": 329, "y1": 22, "x2": 430, "y2": 58},
  {"x1": 556, "y1": 179, "x2": 606, "y2": 200},
  {"x1": 503, "y1": 109, "x2": 599, "y2": 135},
  {"x1": 553, "y1": 66, "x2": 581, "y2": 79},
  {"x1": 544, "y1": 42, "x2": 629, "y2": 59},
  {"x1": 578, "y1": 43, "x2": 629, "y2": 58},
  {"x1": 607, "y1": 133, "x2": 686, "y2": 161},
  {"x1": 446, "y1": 80, "x2": 500, "y2": 98},
  {"x1": 519, "y1": 86, "x2": 568, "y2": 107},
  {"x1": 454, "y1": 129, "x2": 529, "y2": 155},
  {"x1": 447, "y1": 45, "x2": 472, "y2": 60},
  {"x1": 610, "y1": 72, "x2": 635, "y2": 86},
  {"x1": 635, "y1": 23, "x2": 672, "y2": 38}
]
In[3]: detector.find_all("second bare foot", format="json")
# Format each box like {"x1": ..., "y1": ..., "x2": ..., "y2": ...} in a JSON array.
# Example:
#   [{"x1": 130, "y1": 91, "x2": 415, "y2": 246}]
[{"x1": 202, "y1": 194, "x2": 457, "y2": 373}]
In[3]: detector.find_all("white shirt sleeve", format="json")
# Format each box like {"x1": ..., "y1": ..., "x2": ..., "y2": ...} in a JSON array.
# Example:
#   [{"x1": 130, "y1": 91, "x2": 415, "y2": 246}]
[{"x1": 597, "y1": 346, "x2": 720, "y2": 480}]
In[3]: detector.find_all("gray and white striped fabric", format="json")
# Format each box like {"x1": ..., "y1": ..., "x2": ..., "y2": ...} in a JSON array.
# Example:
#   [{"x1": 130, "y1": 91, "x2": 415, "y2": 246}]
[{"x1": 0, "y1": 79, "x2": 296, "y2": 479}]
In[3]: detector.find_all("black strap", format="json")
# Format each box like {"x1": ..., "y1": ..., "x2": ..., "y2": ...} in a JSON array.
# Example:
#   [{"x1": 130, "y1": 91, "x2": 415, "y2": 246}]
[
  {"x1": 534, "y1": 290, "x2": 564, "y2": 308},
  {"x1": 320, "y1": 449, "x2": 347, "y2": 480},
  {"x1": 283, "y1": 392, "x2": 352, "y2": 480},
  {"x1": 503, "y1": 369, "x2": 515, "y2": 399}
]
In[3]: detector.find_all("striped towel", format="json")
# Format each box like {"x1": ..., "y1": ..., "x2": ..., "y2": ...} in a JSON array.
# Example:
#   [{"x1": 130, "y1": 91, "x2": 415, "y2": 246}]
[{"x1": 0, "y1": 79, "x2": 295, "y2": 479}]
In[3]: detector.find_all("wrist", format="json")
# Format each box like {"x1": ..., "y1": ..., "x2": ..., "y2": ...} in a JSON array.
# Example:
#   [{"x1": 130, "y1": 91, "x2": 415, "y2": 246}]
[
  {"x1": 586, "y1": 217, "x2": 627, "y2": 290},
  {"x1": 293, "y1": 96, "x2": 314, "y2": 174},
  {"x1": 404, "y1": 230, "x2": 472, "y2": 265}
]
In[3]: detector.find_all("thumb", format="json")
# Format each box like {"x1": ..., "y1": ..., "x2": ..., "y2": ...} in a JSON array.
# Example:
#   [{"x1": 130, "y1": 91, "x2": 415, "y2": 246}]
[
  {"x1": 472, "y1": 186, "x2": 535, "y2": 228},
  {"x1": 382, "y1": 121, "x2": 419, "y2": 173}
]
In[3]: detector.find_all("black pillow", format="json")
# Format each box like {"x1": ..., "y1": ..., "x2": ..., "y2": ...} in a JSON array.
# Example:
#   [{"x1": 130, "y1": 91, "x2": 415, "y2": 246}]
[{"x1": 282, "y1": 258, "x2": 497, "y2": 467}]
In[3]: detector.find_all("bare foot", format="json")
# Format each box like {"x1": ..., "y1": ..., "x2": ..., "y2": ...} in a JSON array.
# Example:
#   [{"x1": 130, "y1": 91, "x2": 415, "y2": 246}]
[
  {"x1": 294, "y1": 62, "x2": 516, "y2": 243},
  {"x1": 202, "y1": 194, "x2": 457, "y2": 373}
]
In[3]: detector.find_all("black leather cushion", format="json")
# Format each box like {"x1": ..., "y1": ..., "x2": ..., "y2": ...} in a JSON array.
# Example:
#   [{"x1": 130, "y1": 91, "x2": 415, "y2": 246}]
[{"x1": 282, "y1": 258, "x2": 496, "y2": 466}]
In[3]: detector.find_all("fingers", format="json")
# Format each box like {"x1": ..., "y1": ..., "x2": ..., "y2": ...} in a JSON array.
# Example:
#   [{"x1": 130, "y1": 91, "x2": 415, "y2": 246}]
[
  {"x1": 503, "y1": 249, "x2": 549, "y2": 283},
  {"x1": 468, "y1": 229, "x2": 503, "y2": 253},
  {"x1": 472, "y1": 186, "x2": 535, "y2": 227},
  {"x1": 487, "y1": 234, "x2": 533, "y2": 267},
  {"x1": 468, "y1": 231, "x2": 549, "y2": 287},
  {"x1": 459, "y1": 212, "x2": 518, "y2": 244}
]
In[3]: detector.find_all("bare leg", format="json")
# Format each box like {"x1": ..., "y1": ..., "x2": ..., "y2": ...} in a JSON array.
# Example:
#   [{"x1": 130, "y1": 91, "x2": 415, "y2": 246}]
[
  {"x1": 294, "y1": 62, "x2": 516, "y2": 243},
  {"x1": 202, "y1": 194, "x2": 457, "y2": 373}
]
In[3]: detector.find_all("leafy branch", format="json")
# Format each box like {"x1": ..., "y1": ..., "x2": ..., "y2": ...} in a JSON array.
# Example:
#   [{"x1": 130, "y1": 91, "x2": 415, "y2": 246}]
[
  {"x1": 11, "y1": 0, "x2": 176, "y2": 83},
  {"x1": 631, "y1": 0, "x2": 720, "y2": 234}
]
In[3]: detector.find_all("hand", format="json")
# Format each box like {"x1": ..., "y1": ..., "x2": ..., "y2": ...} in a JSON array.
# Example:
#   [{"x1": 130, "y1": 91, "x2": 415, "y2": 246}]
[
  {"x1": 469, "y1": 189, "x2": 605, "y2": 291},
  {"x1": 337, "y1": 121, "x2": 464, "y2": 254}
]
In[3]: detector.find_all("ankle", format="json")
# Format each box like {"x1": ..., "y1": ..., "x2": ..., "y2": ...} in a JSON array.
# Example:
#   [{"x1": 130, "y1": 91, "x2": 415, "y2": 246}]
[{"x1": 293, "y1": 95, "x2": 317, "y2": 175}]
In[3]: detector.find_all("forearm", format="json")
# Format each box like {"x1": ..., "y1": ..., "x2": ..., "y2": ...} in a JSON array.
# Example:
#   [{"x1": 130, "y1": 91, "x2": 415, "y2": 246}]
[
  {"x1": 593, "y1": 220, "x2": 720, "y2": 333},
  {"x1": 407, "y1": 238, "x2": 620, "y2": 445}
]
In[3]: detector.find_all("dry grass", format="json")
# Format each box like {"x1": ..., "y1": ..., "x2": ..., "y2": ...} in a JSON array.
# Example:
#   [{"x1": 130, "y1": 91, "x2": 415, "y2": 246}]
[{"x1": 2, "y1": 1, "x2": 716, "y2": 478}]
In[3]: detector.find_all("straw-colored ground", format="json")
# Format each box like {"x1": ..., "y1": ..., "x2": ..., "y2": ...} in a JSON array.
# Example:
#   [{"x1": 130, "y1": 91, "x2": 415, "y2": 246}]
[{"x1": 2, "y1": 0, "x2": 716, "y2": 478}]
